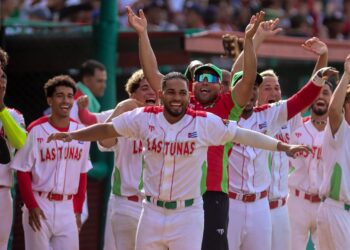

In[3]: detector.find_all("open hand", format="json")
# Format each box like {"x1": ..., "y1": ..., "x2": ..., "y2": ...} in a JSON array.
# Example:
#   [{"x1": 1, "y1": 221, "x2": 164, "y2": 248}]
[
  {"x1": 254, "y1": 17, "x2": 283, "y2": 41},
  {"x1": 245, "y1": 11, "x2": 265, "y2": 40},
  {"x1": 285, "y1": 144, "x2": 312, "y2": 158},
  {"x1": 126, "y1": 6, "x2": 147, "y2": 33},
  {"x1": 47, "y1": 132, "x2": 72, "y2": 143},
  {"x1": 302, "y1": 37, "x2": 328, "y2": 56},
  {"x1": 29, "y1": 207, "x2": 46, "y2": 232}
]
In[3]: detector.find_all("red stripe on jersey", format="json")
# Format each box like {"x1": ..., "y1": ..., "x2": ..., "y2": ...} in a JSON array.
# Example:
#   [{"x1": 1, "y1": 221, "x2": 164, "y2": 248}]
[
  {"x1": 27, "y1": 116, "x2": 49, "y2": 132},
  {"x1": 74, "y1": 89, "x2": 84, "y2": 100},
  {"x1": 303, "y1": 116, "x2": 311, "y2": 123},
  {"x1": 253, "y1": 104, "x2": 271, "y2": 113},
  {"x1": 143, "y1": 106, "x2": 163, "y2": 114},
  {"x1": 27, "y1": 116, "x2": 80, "y2": 132},
  {"x1": 186, "y1": 108, "x2": 207, "y2": 117}
]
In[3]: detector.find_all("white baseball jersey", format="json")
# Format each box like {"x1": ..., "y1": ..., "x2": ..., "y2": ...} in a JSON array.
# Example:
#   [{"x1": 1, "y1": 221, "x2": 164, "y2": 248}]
[
  {"x1": 0, "y1": 108, "x2": 25, "y2": 187},
  {"x1": 99, "y1": 137, "x2": 143, "y2": 196},
  {"x1": 112, "y1": 106, "x2": 239, "y2": 201},
  {"x1": 289, "y1": 118, "x2": 324, "y2": 194},
  {"x1": 319, "y1": 119, "x2": 350, "y2": 203},
  {"x1": 10, "y1": 116, "x2": 92, "y2": 194},
  {"x1": 96, "y1": 109, "x2": 113, "y2": 123},
  {"x1": 268, "y1": 115, "x2": 302, "y2": 200},
  {"x1": 229, "y1": 101, "x2": 288, "y2": 193}
]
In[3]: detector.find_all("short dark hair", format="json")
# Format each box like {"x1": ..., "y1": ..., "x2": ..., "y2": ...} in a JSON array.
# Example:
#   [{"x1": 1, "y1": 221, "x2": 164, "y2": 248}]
[
  {"x1": 79, "y1": 59, "x2": 106, "y2": 80},
  {"x1": 0, "y1": 48, "x2": 9, "y2": 69},
  {"x1": 44, "y1": 75, "x2": 77, "y2": 97},
  {"x1": 125, "y1": 69, "x2": 145, "y2": 96},
  {"x1": 161, "y1": 72, "x2": 188, "y2": 90}
]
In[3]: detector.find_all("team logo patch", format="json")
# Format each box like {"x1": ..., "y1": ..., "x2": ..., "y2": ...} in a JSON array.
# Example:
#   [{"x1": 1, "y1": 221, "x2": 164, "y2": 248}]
[
  {"x1": 216, "y1": 228, "x2": 225, "y2": 235},
  {"x1": 188, "y1": 132, "x2": 198, "y2": 138},
  {"x1": 37, "y1": 138, "x2": 44, "y2": 143},
  {"x1": 149, "y1": 125, "x2": 155, "y2": 132},
  {"x1": 258, "y1": 122, "x2": 267, "y2": 129}
]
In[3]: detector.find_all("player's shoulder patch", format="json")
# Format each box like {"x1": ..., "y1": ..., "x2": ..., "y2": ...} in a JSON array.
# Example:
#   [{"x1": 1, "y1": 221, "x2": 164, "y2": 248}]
[
  {"x1": 302, "y1": 116, "x2": 311, "y2": 123},
  {"x1": 27, "y1": 116, "x2": 49, "y2": 132},
  {"x1": 186, "y1": 108, "x2": 207, "y2": 118},
  {"x1": 144, "y1": 106, "x2": 163, "y2": 114},
  {"x1": 253, "y1": 104, "x2": 271, "y2": 113}
]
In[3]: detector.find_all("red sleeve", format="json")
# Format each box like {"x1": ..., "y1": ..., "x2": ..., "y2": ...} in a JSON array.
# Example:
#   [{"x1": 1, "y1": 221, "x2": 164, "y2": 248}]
[
  {"x1": 78, "y1": 108, "x2": 98, "y2": 125},
  {"x1": 286, "y1": 81, "x2": 322, "y2": 120},
  {"x1": 17, "y1": 171, "x2": 39, "y2": 209},
  {"x1": 73, "y1": 173, "x2": 87, "y2": 213}
]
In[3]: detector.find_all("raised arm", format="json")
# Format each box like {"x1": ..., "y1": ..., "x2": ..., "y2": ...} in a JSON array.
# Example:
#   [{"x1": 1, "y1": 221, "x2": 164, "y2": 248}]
[
  {"x1": 231, "y1": 11, "x2": 264, "y2": 107},
  {"x1": 231, "y1": 17, "x2": 282, "y2": 75},
  {"x1": 301, "y1": 37, "x2": 328, "y2": 74},
  {"x1": 286, "y1": 67, "x2": 337, "y2": 120},
  {"x1": 127, "y1": 6, "x2": 163, "y2": 92},
  {"x1": 328, "y1": 55, "x2": 350, "y2": 135}
]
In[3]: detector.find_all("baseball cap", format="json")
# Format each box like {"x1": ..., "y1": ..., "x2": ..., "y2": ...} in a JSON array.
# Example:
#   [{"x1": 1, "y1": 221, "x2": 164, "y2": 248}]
[
  {"x1": 231, "y1": 71, "x2": 263, "y2": 87},
  {"x1": 194, "y1": 63, "x2": 223, "y2": 81},
  {"x1": 184, "y1": 60, "x2": 203, "y2": 81}
]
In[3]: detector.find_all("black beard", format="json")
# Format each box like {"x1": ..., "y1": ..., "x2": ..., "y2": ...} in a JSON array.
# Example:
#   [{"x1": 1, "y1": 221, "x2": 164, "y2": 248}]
[
  {"x1": 164, "y1": 105, "x2": 184, "y2": 117},
  {"x1": 311, "y1": 106, "x2": 327, "y2": 116}
]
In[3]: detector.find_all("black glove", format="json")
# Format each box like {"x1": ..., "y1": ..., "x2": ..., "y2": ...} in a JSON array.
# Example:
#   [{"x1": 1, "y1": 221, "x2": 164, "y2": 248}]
[{"x1": 0, "y1": 135, "x2": 10, "y2": 164}]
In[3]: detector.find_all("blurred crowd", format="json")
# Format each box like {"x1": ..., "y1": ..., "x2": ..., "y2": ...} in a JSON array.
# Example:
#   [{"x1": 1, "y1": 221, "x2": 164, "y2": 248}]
[{"x1": 1, "y1": 0, "x2": 350, "y2": 40}]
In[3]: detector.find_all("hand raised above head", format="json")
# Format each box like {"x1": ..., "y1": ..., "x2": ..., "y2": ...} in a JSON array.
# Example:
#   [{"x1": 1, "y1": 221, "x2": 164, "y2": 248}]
[
  {"x1": 126, "y1": 6, "x2": 147, "y2": 34},
  {"x1": 245, "y1": 11, "x2": 265, "y2": 40},
  {"x1": 301, "y1": 37, "x2": 328, "y2": 56}
]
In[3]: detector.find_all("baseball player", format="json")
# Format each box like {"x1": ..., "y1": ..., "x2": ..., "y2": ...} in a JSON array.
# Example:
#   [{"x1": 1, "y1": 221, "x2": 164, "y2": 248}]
[
  {"x1": 0, "y1": 48, "x2": 26, "y2": 250},
  {"x1": 10, "y1": 75, "x2": 92, "y2": 250},
  {"x1": 48, "y1": 72, "x2": 312, "y2": 250},
  {"x1": 287, "y1": 44, "x2": 334, "y2": 250},
  {"x1": 258, "y1": 37, "x2": 330, "y2": 250},
  {"x1": 317, "y1": 55, "x2": 350, "y2": 250},
  {"x1": 78, "y1": 69, "x2": 157, "y2": 250},
  {"x1": 127, "y1": 7, "x2": 264, "y2": 249},
  {"x1": 227, "y1": 65, "x2": 332, "y2": 250}
]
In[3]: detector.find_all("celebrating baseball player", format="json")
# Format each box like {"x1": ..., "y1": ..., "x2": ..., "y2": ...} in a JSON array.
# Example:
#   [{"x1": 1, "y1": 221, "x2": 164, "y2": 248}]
[
  {"x1": 10, "y1": 75, "x2": 92, "y2": 250},
  {"x1": 48, "y1": 72, "x2": 311, "y2": 250},
  {"x1": 0, "y1": 48, "x2": 26, "y2": 250},
  {"x1": 127, "y1": 6, "x2": 264, "y2": 249},
  {"x1": 77, "y1": 69, "x2": 157, "y2": 250},
  {"x1": 317, "y1": 54, "x2": 350, "y2": 250}
]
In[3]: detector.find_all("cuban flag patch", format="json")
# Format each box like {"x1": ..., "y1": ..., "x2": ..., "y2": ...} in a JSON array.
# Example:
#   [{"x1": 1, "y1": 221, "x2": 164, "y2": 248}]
[
  {"x1": 258, "y1": 122, "x2": 267, "y2": 129},
  {"x1": 188, "y1": 131, "x2": 198, "y2": 138}
]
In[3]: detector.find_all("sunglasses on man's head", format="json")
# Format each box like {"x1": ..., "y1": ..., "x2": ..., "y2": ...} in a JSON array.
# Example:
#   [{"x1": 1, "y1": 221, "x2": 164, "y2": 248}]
[{"x1": 194, "y1": 73, "x2": 220, "y2": 83}]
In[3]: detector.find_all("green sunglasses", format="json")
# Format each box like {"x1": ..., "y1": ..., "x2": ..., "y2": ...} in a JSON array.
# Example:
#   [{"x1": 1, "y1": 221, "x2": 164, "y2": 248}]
[{"x1": 194, "y1": 73, "x2": 220, "y2": 83}]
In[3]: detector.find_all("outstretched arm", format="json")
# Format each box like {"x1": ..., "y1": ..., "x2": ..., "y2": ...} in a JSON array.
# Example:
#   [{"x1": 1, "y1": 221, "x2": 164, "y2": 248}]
[
  {"x1": 328, "y1": 55, "x2": 350, "y2": 135},
  {"x1": 98, "y1": 98, "x2": 142, "y2": 148},
  {"x1": 231, "y1": 11, "x2": 264, "y2": 107},
  {"x1": 127, "y1": 6, "x2": 163, "y2": 92},
  {"x1": 47, "y1": 123, "x2": 120, "y2": 143},
  {"x1": 234, "y1": 126, "x2": 312, "y2": 157}
]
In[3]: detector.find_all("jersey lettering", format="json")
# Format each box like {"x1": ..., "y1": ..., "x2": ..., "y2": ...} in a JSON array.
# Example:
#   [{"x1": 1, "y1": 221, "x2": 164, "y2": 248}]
[
  {"x1": 132, "y1": 140, "x2": 143, "y2": 154},
  {"x1": 295, "y1": 145, "x2": 322, "y2": 159},
  {"x1": 40, "y1": 147, "x2": 83, "y2": 162},
  {"x1": 275, "y1": 133, "x2": 290, "y2": 143},
  {"x1": 146, "y1": 139, "x2": 196, "y2": 156}
]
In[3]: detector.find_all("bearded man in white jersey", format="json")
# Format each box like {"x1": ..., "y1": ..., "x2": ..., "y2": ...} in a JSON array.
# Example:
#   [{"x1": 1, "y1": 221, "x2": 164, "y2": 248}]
[
  {"x1": 317, "y1": 54, "x2": 350, "y2": 250},
  {"x1": 48, "y1": 72, "x2": 311, "y2": 250},
  {"x1": 11, "y1": 75, "x2": 92, "y2": 250}
]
